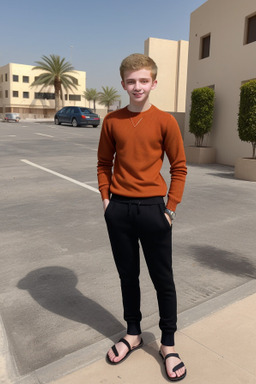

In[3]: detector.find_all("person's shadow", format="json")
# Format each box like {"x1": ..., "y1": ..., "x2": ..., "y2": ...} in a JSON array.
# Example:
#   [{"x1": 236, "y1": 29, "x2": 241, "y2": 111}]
[{"x1": 17, "y1": 266, "x2": 125, "y2": 341}]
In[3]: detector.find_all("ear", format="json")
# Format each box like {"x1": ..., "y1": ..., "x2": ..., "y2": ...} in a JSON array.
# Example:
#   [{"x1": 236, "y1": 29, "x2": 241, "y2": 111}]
[
  {"x1": 151, "y1": 80, "x2": 157, "y2": 90},
  {"x1": 121, "y1": 80, "x2": 127, "y2": 90}
]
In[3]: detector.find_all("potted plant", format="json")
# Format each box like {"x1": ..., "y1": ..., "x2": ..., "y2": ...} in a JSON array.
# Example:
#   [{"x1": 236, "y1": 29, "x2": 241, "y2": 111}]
[
  {"x1": 235, "y1": 80, "x2": 256, "y2": 181},
  {"x1": 185, "y1": 86, "x2": 216, "y2": 164}
]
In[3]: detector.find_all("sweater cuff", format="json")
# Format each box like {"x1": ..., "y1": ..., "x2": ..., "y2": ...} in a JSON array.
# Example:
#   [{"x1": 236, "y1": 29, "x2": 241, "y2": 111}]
[
  {"x1": 100, "y1": 188, "x2": 110, "y2": 201},
  {"x1": 166, "y1": 200, "x2": 178, "y2": 212}
]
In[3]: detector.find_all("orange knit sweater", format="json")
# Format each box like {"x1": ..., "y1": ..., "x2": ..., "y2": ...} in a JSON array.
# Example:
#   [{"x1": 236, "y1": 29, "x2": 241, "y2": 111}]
[{"x1": 97, "y1": 105, "x2": 187, "y2": 211}]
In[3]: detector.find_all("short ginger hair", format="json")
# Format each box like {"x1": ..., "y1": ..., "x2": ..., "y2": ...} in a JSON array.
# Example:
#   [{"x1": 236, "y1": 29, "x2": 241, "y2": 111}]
[{"x1": 120, "y1": 53, "x2": 158, "y2": 81}]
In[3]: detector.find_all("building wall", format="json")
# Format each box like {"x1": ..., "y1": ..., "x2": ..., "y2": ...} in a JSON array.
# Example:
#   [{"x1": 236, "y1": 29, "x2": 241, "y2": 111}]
[
  {"x1": 144, "y1": 37, "x2": 188, "y2": 112},
  {"x1": 184, "y1": 0, "x2": 256, "y2": 165},
  {"x1": 0, "y1": 63, "x2": 87, "y2": 118}
]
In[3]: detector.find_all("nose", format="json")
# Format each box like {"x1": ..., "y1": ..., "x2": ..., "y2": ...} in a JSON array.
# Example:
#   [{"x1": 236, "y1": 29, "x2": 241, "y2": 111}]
[{"x1": 134, "y1": 81, "x2": 141, "y2": 90}]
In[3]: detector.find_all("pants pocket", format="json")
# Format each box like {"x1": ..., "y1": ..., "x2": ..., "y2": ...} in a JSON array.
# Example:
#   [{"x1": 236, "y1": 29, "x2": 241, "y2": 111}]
[
  {"x1": 104, "y1": 200, "x2": 113, "y2": 218},
  {"x1": 158, "y1": 204, "x2": 172, "y2": 229}
]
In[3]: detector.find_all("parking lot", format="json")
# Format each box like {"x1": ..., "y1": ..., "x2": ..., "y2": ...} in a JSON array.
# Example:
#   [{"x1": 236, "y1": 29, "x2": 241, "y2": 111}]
[{"x1": 1, "y1": 120, "x2": 256, "y2": 383}]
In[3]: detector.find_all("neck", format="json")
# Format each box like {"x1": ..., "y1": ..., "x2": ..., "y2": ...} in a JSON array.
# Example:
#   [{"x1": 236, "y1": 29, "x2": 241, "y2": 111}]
[{"x1": 127, "y1": 100, "x2": 151, "y2": 113}]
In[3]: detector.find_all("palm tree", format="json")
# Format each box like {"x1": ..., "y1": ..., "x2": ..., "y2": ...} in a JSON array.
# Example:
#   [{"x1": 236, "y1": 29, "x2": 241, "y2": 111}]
[
  {"x1": 98, "y1": 86, "x2": 120, "y2": 112},
  {"x1": 31, "y1": 54, "x2": 78, "y2": 111},
  {"x1": 83, "y1": 88, "x2": 99, "y2": 111}
]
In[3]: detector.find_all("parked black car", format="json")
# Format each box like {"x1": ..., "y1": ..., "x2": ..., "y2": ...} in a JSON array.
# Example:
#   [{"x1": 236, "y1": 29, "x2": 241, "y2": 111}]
[{"x1": 54, "y1": 106, "x2": 100, "y2": 127}]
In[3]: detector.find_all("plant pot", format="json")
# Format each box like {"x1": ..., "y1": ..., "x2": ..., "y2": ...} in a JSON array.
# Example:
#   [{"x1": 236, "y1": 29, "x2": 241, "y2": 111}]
[
  {"x1": 185, "y1": 146, "x2": 216, "y2": 164},
  {"x1": 235, "y1": 157, "x2": 256, "y2": 181}
]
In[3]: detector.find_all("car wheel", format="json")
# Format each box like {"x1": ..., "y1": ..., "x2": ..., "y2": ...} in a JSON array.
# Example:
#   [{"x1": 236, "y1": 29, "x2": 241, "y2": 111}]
[
  {"x1": 93, "y1": 124, "x2": 98, "y2": 128},
  {"x1": 72, "y1": 118, "x2": 78, "y2": 127},
  {"x1": 55, "y1": 117, "x2": 61, "y2": 125}
]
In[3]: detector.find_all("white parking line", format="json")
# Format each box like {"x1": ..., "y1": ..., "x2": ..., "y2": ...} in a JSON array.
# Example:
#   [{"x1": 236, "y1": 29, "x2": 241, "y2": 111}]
[
  {"x1": 74, "y1": 143, "x2": 97, "y2": 151},
  {"x1": 21, "y1": 159, "x2": 100, "y2": 194},
  {"x1": 34, "y1": 133, "x2": 54, "y2": 138}
]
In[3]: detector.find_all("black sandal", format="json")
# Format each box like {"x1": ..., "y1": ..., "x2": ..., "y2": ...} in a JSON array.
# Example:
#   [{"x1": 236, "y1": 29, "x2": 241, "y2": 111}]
[
  {"x1": 159, "y1": 351, "x2": 187, "y2": 382},
  {"x1": 106, "y1": 337, "x2": 143, "y2": 365}
]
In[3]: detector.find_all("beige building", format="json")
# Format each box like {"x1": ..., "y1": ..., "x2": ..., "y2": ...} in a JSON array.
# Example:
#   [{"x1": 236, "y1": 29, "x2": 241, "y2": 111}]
[
  {"x1": 0, "y1": 63, "x2": 87, "y2": 118},
  {"x1": 184, "y1": 0, "x2": 256, "y2": 165},
  {"x1": 144, "y1": 37, "x2": 189, "y2": 113}
]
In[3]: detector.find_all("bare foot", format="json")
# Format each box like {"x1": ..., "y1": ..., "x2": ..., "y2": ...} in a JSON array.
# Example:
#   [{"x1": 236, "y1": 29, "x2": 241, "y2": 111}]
[
  {"x1": 160, "y1": 345, "x2": 186, "y2": 380},
  {"x1": 107, "y1": 334, "x2": 142, "y2": 363}
]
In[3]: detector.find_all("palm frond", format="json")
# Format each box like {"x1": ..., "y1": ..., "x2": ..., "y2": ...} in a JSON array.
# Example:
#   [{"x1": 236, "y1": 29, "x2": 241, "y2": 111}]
[{"x1": 31, "y1": 54, "x2": 78, "y2": 110}]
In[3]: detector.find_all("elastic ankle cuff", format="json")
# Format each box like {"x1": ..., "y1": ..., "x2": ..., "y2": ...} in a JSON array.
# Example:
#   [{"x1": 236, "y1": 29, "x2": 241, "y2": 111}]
[
  {"x1": 161, "y1": 333, "x2": 175, "y2": 346},
  {"x1": 127, "y1": 322, "x2": 141, "y2": 335}
]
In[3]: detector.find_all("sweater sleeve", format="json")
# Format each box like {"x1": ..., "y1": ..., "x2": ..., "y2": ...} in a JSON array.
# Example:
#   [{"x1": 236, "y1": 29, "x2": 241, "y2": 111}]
[
  {"x1": 164, "y1": 115, "x2": 187, "y2": 211},
  {"x1": 97, "y1": 117, "x2": 116, "y2": 200}
]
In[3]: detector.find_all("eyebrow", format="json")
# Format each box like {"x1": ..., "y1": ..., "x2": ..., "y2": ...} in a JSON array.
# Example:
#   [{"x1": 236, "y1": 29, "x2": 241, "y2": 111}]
[{"x1": 126, "y1": 77, "x2": 151, "y2": 81}]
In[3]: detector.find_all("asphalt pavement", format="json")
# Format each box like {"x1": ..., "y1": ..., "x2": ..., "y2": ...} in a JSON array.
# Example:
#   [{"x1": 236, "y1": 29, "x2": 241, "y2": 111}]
[{"x1": 0, "y1": 119, "x2": 255, "y2": 384}]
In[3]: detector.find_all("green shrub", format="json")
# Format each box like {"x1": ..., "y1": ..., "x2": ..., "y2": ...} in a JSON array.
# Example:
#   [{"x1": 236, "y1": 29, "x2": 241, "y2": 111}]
[
  {"x1": 238, "y1": 80, "x2": 256, "y2": 158},
  {"x1": 189, "y1": 87, "x2": 215, "y2": 147}
]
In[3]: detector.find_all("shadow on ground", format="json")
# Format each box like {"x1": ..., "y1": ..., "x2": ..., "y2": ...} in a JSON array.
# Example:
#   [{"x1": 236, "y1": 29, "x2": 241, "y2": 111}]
[
  {"x1": 206, "y1": 171, "x2": 235, "y2": 179},
  {"x1": 191, "y1": 245, "x2": 256, "y2": 278},
  {"x1": 17, "y1": 266, "x2": 125, "y2": 338}
]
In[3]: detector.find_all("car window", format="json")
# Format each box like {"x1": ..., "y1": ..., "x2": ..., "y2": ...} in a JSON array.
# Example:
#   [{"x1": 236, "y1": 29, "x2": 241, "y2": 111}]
[
  {"x1": 69, "y1": 108, "x2": 75, "y2": 114},
  {"x1": 80, "y1": 108, "x2": 92, "y2": 114},
  {"x1": 65, "y1": 107, "x2": 71, "y2": 114},
  {"x1": 58, "y1": 108, "x2": 67, "y2": 114}
]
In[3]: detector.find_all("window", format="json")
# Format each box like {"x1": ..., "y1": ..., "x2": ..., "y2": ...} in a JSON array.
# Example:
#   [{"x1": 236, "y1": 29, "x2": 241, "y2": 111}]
[
  {"x1": 35, "y1": 92, "x2": 55, "y2": 99},
  {"x1": 80, "y1": 107, "x2": 93, "y2": 113},
  {"x1": 23, "y1": 76, "x2": 29, "y2": 83},
  {"x1": 23, "y1": 92, "x2": 29, "y2": 98},
  {"x1": 13, "y1": 75, "x2": 19, "y2": 82},
  {"x1": 69, "y1": 94, "x2": 81, "y2": 101},
  {"x1": 73, "y1": 78, "x2": 78, "y2": 85},
  {"x1": 246, "y1": 14, "x2": 256, "y2": 44},
  {"x1": 200, "y1": 34, "x2": 211, "y2": 59},
  {"x1": 5, "y1": 90, "x2": 8, "y2": 98},
  {"x1": 0, "y1": 91, "x2": 2, "y2": 98},
  {"x1": 5, "y1": 73, "x2": 8, "y2": 81},
  {"x1": 58, "y1": 107, "x2": 67, "y2": 114},
  {"x1": 13, "y1": 91, "x2": 19, "y2": 97}
]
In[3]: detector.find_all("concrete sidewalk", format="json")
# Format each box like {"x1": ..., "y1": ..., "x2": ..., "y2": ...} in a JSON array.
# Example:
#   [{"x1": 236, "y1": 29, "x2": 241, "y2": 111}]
[{"x1": 49, "y1": 291, "x2": 256, "y2": 384}]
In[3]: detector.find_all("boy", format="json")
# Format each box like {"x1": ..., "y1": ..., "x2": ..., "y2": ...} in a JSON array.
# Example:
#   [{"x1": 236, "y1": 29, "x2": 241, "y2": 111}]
[{"x1": 97, "y1": 53, "x2": 187, "y2": 381}]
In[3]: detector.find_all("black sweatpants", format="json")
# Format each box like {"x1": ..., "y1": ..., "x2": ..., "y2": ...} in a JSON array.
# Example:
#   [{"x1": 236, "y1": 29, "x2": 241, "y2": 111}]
[{"x1": 104, "y1": 194, "x2": 177, "y2": 346}]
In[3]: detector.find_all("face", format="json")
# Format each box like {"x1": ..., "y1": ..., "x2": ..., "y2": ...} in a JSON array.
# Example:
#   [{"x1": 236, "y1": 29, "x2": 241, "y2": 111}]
[{"x1": 121, "y1": 68, "x2": 157, "y2": 105}]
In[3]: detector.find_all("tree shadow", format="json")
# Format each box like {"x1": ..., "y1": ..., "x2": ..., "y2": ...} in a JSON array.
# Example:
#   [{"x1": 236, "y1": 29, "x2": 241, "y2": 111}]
[
  {"x1": 191, "y1": 245, "x2": 256, "y2": 278},
  {"x1": 17, "y1": 266, "x2": 125, "y2": 341},
  {"x1": 206, "y1": 172, "x2": 235, "y2": 179}
]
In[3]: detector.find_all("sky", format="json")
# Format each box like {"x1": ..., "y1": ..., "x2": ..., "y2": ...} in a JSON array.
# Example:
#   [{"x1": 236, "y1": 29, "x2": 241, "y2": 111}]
[{"x1": 1, "y1": 0, "x2": 206, "y2": 105}]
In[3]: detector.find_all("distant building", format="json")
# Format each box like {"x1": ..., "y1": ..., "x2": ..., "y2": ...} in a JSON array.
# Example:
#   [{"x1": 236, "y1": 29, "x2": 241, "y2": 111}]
[
  {"x1": 184, "y1": 0, "x2": 256, "y2": 165},
  {"x1": 0, "y1": 63, "x2": 86, "y2": 118},
  {"x1": 144, "y1": 37, "x2": 189, "y2": 113}
]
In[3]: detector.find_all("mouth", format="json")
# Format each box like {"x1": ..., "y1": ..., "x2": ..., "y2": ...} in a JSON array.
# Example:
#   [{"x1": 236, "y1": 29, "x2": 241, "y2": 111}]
[{"x1": 133, "y1": 92, "x2": 144, "y2": 98}]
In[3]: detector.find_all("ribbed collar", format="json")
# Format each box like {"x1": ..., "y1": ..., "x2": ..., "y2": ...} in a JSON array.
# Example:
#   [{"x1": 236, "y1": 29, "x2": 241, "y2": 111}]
[{"x1": 124, "y1": 104, "x2": 156, "y2": 118}]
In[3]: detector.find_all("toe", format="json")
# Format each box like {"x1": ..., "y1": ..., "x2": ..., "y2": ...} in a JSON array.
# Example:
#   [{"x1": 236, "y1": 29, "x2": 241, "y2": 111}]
[
  {"x1": 107, "y1": 341, "x2": 128, "y2": 363},
  {"x1": 107, "y1": 350, "x2": 115, "y2": 362},
  {"x1": 175, "y1": 367, "x2": 186, "y2": 378},
  {"x1": 164, "y1": 354, "x2": 186, "y2": 379}
]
